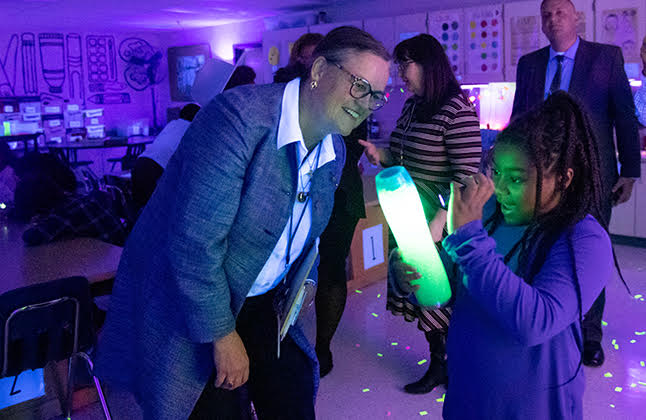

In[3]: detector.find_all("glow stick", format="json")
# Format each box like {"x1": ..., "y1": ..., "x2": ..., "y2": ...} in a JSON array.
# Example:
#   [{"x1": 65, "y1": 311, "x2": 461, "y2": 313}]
[{"x1": 376, "y1": 166, "x2": 451, "y2": 308}]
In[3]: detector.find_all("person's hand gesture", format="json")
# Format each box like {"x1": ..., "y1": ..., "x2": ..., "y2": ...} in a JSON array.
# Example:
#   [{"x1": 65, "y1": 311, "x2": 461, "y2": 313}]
[
  {"x1": 390, "y1": 248, "x2": 421, "y2": 295},
  {"x1": 358, "y1": 139, "x2": 380, "y2": 166},
  {"x1": 212, "y1": 330, "x2": 249, "y2": 390},
  {"x1": 447, "y1": 174, "x2": 494, "y2": 235}
]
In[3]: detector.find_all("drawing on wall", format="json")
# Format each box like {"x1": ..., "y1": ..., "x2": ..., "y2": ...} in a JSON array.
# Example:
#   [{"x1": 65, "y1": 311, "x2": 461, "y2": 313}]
[
  {"x1": 21, "y1": 33, "x2": 38, "y2": 94},
  {"x1": 509, "y1": 16, "x2": 542, "y2": 66},
  {"x1": 66, "y1": 34, "x2": 85, "y2": 106},
  {"x1": 87, "y1": 92, "x2": 131, "y2": 105},
  {"x1": 428, "y1": 11, "x2": 462, "y2": 77},
  {"x1": 601, "y1": 8, "x2": 639, "y2": 61},
  {"x1": 1, "y1": 34, "x2": 18, "y2": 96},
  {"x1": 167, "y1": 43, "x2": 211, "y2": 102},
  {"x1": 118, "y1": 38, "x2": 164, "y2": 91},
  {"x1": 38, "y1": 33, "x2": 66, "y2": 93},
  {"x1": 465, "y1": 6, "x2": 503, "y2": 76},
  {"x1": 86, "y1": 35, "x2": 120, "y2": 92}
]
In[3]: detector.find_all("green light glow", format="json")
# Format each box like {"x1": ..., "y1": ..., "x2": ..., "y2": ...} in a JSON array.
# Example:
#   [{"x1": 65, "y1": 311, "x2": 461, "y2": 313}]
[
  {"x1": 2, "y1": 121, "x2": 10, "y2": 136},
  {"x1": 376, "y1": 166, "x2": 451, "y2": 308}
]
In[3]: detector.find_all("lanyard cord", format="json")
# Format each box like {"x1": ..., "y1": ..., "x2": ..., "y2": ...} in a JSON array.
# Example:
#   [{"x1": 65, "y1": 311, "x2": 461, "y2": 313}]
[{"x1": 285, "y1": 142, "x2": 322, "y2": 268}]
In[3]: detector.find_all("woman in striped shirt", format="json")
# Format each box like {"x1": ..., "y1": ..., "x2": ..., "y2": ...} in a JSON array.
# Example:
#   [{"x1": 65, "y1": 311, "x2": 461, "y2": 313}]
[{"x1": 361, "y1": 34, "x2": 482, "y2": 394}]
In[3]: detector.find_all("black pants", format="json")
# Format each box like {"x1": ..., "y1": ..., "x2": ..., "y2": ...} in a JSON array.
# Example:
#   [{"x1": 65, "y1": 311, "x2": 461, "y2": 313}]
[
  {"x1": 189, "y1": 290, "x2": 315, "y2": 420},
  {"x1": 315, "y1": 202, "x2": 360, "y2": 352}
]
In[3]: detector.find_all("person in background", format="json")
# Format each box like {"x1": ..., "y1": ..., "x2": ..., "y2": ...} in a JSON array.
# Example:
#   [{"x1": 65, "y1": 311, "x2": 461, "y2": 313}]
[
  {"x1": 95, "y1": 26, "x2": 390, "y2": 420},
  {"x1": 10, "y1": 153, "x2": 128, "y2": 246},
  {"x1": 361, "y1": 34, "x2": 482, "y2": 394},
  {"x1": 511, "y1": 0, "x2": 641, "y2": 367},
  {"x1": 634, "y1": 35, "x2": 646, "y2": 127},
  {"x1": 224, "y1": 65, "x2": 256, "y2": 91},
  {"x1": 0, "y1": 142, "x2": 18, "y2": 206},
  {"x1": 392, "y1": 92, "x2": 612, "y2": 419},
  {"x1": 132, "y1": 66, "x2": 258, "y2": 212},
  {"x1": 274, "y1": 33, "x2": 325, "y2": 83},
  {"x1": 131, "y1": 103, "x2": 200, "y2": 210}
]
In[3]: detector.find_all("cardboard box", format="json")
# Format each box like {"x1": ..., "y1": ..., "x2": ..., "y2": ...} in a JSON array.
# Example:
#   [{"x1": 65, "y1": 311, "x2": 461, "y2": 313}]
[
  {"x1": 86, "y1": 124, "x2": 105, "y2": 139},
  {"x1": 346, "y1": 204, "x2": 389, "y2": 291}
]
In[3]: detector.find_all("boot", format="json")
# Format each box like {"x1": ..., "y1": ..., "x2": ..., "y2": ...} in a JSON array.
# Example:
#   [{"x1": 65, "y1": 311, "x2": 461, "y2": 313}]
[
  {"x1": 403, "y1": 355, "x2": 447, "y2": 394},
  {"x1": 404, "y1": 331, "x2": 447, "y2": 394}
]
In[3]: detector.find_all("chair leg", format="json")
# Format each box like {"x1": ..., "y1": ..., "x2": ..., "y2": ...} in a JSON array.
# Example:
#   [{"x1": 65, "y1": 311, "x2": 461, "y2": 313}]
[
  {"x1": 77, "y1": 352, "x2": 113, "y2": 420},
  {"x1": 66, "y1": 356, "x2": 75, "y2": 419}
]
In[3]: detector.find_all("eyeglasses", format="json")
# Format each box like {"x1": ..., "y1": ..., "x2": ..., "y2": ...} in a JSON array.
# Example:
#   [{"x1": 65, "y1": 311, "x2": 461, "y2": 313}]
[
  {"x1": 397, "y1": 60, "x2": 414, "y2": 74},
  {"x1": 328, "y1": 60, "x2": 387, "y2": 111}
]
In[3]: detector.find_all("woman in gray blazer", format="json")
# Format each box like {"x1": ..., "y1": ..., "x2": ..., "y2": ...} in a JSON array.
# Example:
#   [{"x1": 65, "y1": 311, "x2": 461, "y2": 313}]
[{"x1": 95, "y1": 26, "x2": 391, "y2": 420}]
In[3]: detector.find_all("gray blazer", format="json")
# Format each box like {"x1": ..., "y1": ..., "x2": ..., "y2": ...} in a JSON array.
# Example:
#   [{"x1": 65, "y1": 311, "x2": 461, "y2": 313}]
[
  {"x1": 95, "y1": 82, "x2": 345, "y2": 419},
  {"x1": 511, "y1": 39, "x2": 640, "y2": 207}
]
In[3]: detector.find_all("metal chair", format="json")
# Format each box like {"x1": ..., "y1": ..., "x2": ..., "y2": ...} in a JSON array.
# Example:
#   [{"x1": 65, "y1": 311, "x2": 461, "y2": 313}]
[
  {"x1": 107, "y1": 140, "x2": 147, "y2": 172},
  {"x1": 0, "y1": 276, "x2": 112, "y2": 419}
]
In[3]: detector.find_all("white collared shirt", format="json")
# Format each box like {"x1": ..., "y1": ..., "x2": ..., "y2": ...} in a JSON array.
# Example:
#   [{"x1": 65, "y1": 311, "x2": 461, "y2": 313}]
[{"x1": 247, "y1": 78, "x2": 336, "y2": 297}]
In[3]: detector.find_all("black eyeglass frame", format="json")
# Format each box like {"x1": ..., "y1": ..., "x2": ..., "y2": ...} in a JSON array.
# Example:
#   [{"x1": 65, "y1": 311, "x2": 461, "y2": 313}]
[{"x1": 327, "y1": 59, "x2": 388, "y2": 111}]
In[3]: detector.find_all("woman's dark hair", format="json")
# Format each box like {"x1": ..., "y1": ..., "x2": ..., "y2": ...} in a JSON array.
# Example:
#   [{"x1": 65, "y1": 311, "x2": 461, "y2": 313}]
[
  {"x1": 484, "y1": 91, "x2": 608, "y2": 387},
  {"x1": 310, "y1": 26, "x2": 391, "y2": 77},
  {"x1": 224, "y1": 65, "x2": 256, "y2": 91},
  {"x1": 394, "y1": 34, "x2": 466, "y2": 119},
  {"x1": 288, "y1": 33, "x2": 324, "y2": 67},
  {"x1": 179, "y1": 103, "x2": 201, "y2": 122}
]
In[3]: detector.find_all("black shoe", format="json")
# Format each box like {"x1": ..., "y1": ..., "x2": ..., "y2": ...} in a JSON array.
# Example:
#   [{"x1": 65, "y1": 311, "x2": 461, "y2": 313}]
[
  {"x1": 317, "y1": 347, "x2": 333, "y2": 378},
  {"x1": 583, "y1": 341, "x2": 604, "y2": 367},
  {"x1": 404, "y1": 363, "x2": 447, "y2": 394}
]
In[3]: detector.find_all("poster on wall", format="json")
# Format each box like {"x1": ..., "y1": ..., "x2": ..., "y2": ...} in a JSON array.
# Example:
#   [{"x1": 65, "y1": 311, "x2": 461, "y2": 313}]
[
  {"x1": 595, "y1": 0, "x2": 645, "y2": 78},
  {"x1": 428, "y1": 9, "x2": 464, "y2": 80},
  {"x1": 167, "y1": 44, "x2": 211, "y2": 102},
  {"x1": 600, "y1": 8, "x2": 640, "y2": 61},
  {"x1": 464, "y1": 4, "x2": 503, "y2": 82}
]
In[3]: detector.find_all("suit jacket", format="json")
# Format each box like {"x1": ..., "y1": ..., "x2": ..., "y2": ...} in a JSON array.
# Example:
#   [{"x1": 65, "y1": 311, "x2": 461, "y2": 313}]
[
  {"x1": 95, "y1": 83, "x2": 345, "y2": 420},
  {"x1": 512, "y1": 40, "x2": 640, "y2": 194}
]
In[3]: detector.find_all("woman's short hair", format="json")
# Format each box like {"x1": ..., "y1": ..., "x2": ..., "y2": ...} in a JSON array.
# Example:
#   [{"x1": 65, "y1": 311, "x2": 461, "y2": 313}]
[
  {"x1": 310, "y1": 26, "x2": 391, "y2": 74},
  {"x1": 288, "y1": 33, "x2": 325, "y2": 67}
]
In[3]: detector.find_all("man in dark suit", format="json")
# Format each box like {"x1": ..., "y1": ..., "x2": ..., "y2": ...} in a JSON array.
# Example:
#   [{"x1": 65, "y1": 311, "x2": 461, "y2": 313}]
[{"x1": 512, "y1": 0, "x2": 640, "y2": 367}]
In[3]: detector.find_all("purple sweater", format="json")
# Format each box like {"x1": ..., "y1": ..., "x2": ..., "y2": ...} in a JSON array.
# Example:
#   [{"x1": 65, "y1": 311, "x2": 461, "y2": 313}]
[{"x1": 441, "y1": 215, "x2": 611, "y2": 420}]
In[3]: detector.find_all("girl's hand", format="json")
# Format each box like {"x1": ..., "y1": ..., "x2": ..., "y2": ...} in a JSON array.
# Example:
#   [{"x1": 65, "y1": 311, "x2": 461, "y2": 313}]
[
  {"x1": 447, "y1": 174, "x2": 494, "y2": 235},
  {"x1": 358, "y1": 139, "x2": 380, "y2": 166},
  {"x1": 390, "y1": 248, "x2": 421, "y2": 294}
]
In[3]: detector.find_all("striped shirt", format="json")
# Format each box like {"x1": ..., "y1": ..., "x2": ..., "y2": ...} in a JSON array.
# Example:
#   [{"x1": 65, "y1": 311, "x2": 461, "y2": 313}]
[{"x1": 389, "y1": 95, "x2": 482, "y2": 210}]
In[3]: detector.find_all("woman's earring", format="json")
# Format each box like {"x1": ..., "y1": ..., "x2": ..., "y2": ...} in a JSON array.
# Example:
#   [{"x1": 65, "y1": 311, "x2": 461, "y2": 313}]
[{"x1": 310, "y1": 80, "x2": 318, "y2": 90}]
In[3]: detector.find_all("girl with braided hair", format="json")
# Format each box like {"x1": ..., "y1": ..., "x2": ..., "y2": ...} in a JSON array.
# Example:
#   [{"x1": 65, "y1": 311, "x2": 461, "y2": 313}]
[{"x1": 391, "y1": 91, "x2": 613, "y2": 419}]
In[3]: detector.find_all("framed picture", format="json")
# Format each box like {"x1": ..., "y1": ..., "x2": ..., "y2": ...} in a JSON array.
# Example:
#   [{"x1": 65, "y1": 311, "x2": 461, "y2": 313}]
[{"x1": 167, "y1": 44, "x2": 211, "y2": 102}]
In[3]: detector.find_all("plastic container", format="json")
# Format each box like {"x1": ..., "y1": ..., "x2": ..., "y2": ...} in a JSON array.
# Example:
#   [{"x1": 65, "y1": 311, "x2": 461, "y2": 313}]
[{"x1": 375, "y1": 166, "x2": 451, "y2": 308}]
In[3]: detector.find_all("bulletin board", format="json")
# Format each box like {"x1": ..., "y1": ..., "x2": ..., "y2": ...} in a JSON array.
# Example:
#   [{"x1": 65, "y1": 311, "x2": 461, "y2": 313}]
[
  {"x1": 428, "y1": 9, "x2": 464, "y2": 80},
  {"x1": 503, "y1": 0, "x2": 594, "y2": 82},
  {"x1": 595, "y1": 0, "x2": 646, "y2": 78},
  {"x1": 463, "y1": 4, "x2": 504, "y2": 83}
]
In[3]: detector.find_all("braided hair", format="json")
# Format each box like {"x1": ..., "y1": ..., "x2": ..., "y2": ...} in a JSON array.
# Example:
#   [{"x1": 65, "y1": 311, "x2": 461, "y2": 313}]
[{"x1": 484, "y1": 91, "x2": 606, "y2": 386}]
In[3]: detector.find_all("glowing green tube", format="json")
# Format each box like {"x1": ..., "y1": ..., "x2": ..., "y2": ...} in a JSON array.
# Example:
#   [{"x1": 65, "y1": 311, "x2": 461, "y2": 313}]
[{"x1": 376, "y1": 166, "x2": 451, "y2": 308}]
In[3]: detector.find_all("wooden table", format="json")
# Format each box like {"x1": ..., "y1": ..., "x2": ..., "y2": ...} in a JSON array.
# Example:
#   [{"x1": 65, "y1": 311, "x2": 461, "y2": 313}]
[{"x1": 0, "y1": 223, "x2": 123, "y2": 295}]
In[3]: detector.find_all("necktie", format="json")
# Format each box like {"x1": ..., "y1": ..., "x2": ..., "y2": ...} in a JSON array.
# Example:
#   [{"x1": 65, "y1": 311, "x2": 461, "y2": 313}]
[{"x1": 549, "y1": 55, "x2": 565, "y2": 95}]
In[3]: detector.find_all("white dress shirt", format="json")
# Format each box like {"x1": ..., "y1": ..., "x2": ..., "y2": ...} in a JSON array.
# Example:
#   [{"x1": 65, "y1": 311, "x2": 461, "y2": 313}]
[
  {"x1": 247, "y1": 78, "x2": 336, "y2": 297},
  {"x1": 139, "y1": 118, "x2": 191, "y2": 169}
]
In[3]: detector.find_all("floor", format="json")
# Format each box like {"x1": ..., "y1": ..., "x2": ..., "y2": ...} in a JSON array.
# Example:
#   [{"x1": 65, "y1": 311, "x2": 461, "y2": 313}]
[{"x1": 51, "y1": 243, "x2": 646, "y2": 420}]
